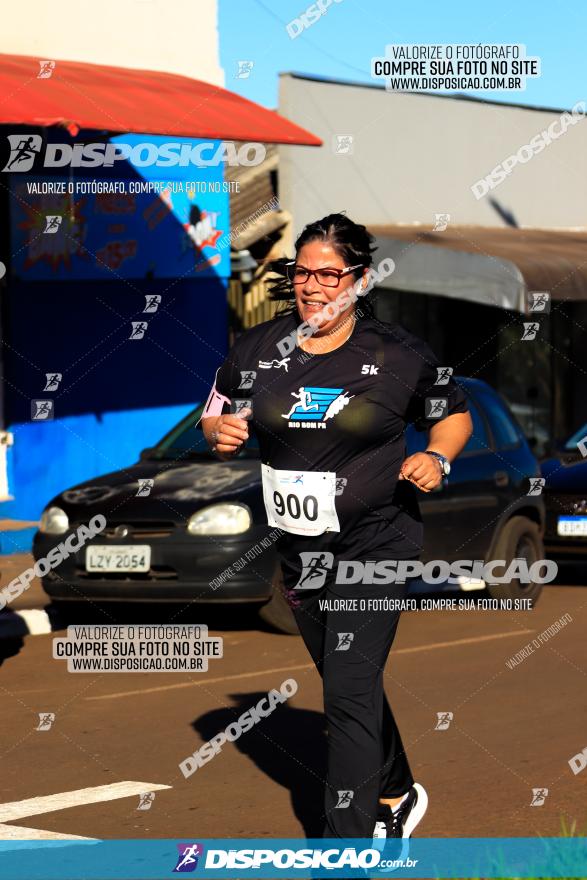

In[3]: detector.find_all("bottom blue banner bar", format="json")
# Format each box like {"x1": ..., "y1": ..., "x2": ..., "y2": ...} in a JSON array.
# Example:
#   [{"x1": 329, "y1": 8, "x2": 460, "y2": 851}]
[{"x1": 0, "y1": 837, "x2": 586, "y2": 878}]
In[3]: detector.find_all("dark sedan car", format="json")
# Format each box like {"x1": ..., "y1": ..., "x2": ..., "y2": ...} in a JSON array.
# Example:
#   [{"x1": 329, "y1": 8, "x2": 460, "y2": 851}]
[
  {"x1": 541, "y1": 422, "x2": 587, "y2": 560},
  {"x1": 34, "y1": 377, "x2": 545, "y2": 632}
]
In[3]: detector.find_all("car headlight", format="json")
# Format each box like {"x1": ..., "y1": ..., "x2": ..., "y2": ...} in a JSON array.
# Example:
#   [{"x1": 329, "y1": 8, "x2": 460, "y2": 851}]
[
  {"x1": 39, "y1": 506, "x2": 70, "y2": 535},
  {"x1": 187, "y1": 503, "x2": 251, "y2": 536}
]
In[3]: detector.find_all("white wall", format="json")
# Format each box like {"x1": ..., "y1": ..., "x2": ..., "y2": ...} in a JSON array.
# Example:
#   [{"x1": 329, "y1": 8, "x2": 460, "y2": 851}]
[
  {"x1": 278, "y1": 74, "x2": 587, "y2": 237},
  {"x1": 1, "y1": 0, "x2": 224, "y2": 86}
]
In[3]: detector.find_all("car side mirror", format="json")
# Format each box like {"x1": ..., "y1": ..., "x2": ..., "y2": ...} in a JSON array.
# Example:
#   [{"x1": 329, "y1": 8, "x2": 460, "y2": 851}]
[{"x1": 139, "y1": 447, "x2": 153, "y2": 461}]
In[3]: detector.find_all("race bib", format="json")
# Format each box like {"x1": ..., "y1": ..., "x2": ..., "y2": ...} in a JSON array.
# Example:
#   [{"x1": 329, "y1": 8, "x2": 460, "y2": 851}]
[{"x1": 261, "y1": 465, "x2": 340, "y2": 536}]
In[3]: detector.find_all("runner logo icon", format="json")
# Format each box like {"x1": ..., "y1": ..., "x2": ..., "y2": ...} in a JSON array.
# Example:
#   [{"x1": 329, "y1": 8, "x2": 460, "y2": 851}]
[
  {"x1": 279, "y1": 474, "x2": 304, "y2": 485},
  {"x1": 530, "y1": 788, "x2": 549, "y2": 806},
  {"x1": 173, "y1": 843, "x2": 204, "y2": 872},
  {"x1": 282, "y1": 386, "x2": 354, "y2": 427},
  {"x1": 335, "y1": 790, "x2": 354, "y2": 808},
  {"x1": 435, "y1": 367, "x2": 453, "y2": 385},
  {"x1": 258, "y1": 357, "x2": 290, "y2": 371},
  {"x1": 2, "y1": 134, "x2": 43, "y2": 172},
  {"x1": 425, "y1": 397, "x2": 448, "y2": 419},
  {"x1": 335, "y1": 632, "x2": 354, "y2": 651},
  {"x1": 238, "y1": 370, "x2": 256, "y2": 390},
  {"x1": 295, "y1": 551, "x2": 334, "y2": 589},
  {"x1": 435, "y1": 711, "x2": 454, "y2": 730}
]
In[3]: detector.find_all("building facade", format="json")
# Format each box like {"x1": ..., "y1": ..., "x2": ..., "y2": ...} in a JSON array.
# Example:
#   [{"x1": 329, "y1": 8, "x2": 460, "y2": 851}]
[{"x1": 277, "y1": 73, "x2": 587, "y2": 450}]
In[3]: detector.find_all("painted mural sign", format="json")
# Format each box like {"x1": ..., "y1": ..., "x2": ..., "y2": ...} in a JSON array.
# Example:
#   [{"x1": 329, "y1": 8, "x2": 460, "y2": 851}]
[{"x1": 9, "y1": 136, "x2": 231, "y2": 280}]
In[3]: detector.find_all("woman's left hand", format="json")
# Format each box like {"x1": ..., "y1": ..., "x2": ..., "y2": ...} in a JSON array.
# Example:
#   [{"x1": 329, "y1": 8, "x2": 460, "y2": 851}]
[{"x1": 399, "y1": 452, "x2": 443, "y2": 492}]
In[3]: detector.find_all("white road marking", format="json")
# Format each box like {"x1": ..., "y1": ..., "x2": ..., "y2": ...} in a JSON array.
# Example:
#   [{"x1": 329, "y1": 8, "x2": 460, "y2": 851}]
[
  {"x1": 12, "y1": 609, "x2": 53, "y2": 634},
  {"x1": 0, "y1": 609, "x2": 53, "y2": 637},
  {"x1": 87, "y1": 663, "x2": 316, "y2": 701},
  {"x1": 392, "y1": 628, "x2": 534, "y2": 654},
  {"x1": 0, "y1": 822, "x2": 95, "y2": 840},
  {"x1": 87, "y1": 629, "x2": 535, "y2": 701},
  {"x1": 0, "y1": 781, "x2": 171, "y2": 823}
]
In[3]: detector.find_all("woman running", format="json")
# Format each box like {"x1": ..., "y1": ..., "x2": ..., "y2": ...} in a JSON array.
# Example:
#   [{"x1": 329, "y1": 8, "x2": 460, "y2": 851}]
[{"x1": 201, "y1": 213, "x2": 473, "y2": 842}]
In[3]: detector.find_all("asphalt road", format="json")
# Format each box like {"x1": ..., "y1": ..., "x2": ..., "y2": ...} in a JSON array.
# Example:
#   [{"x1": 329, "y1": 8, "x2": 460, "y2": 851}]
[{"x1": 0, "y1": 559, "x2": 586, "y2": 842}]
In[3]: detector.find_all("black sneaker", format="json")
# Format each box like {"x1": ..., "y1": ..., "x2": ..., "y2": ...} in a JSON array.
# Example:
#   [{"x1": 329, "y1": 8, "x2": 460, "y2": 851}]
[{"x1": 373, "y1": 783, "x2": 428, "y2": 841}]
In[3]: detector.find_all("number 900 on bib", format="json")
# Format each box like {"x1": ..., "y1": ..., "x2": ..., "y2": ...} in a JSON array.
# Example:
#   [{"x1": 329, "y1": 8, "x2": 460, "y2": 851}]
[{"x1": 261, "y1": 465, "x2": 341, "y2": 536}]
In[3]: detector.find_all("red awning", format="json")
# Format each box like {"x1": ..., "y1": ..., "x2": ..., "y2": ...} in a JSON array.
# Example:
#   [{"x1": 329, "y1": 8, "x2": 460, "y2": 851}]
[{"x1": 0, "y1": 53, "x2": 322, "y2": 145}]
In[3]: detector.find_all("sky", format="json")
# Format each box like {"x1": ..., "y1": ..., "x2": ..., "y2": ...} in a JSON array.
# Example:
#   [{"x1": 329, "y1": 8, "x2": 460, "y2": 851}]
[{"x1": 219, "y1": 0, "x2": 586, "y2": 111}]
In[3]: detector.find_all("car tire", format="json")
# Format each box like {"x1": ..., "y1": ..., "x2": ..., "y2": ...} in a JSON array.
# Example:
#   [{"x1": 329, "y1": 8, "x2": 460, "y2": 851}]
[
  {"x1": 485, "y1": 515, "x2": 545, "y2": 603},
  {"x1": 258, "y1": 565, "x2": 299, "y2": 635}
]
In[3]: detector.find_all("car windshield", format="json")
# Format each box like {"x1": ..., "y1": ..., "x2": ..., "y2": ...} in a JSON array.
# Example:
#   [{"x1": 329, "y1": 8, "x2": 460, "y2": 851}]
[
  {"x1": 146, "y1": 404, "x2": 259, "y2": 461},
  {"x1": 563, "y1": 422, "x2": 587, "y2": 452}
]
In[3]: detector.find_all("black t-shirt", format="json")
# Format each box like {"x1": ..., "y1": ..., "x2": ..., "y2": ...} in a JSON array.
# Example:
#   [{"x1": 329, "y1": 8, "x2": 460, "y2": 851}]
[{"x1": 208, "y1": 311, "x2": 469, "y2": 568}]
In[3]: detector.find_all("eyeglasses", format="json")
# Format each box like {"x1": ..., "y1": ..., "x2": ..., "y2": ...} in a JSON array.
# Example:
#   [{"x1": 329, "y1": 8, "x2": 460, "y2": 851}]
[{"x1": 286, "y1": 262, "x2": 363, "y2": 289}]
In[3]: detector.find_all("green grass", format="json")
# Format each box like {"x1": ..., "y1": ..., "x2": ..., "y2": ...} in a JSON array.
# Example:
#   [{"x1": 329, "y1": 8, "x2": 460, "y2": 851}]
[{"x1": 461, "y1": 814, "x2": 587, "y2": 880}]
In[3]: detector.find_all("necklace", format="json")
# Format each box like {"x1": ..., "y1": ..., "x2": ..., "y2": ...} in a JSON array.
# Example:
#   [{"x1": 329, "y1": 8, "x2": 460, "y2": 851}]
[
  {"x1": 298, "y1": 314, "x2": 356, "y2": 354},
  {"x1": 339, "y1": 315, "x2": 356, "y2": 344}
]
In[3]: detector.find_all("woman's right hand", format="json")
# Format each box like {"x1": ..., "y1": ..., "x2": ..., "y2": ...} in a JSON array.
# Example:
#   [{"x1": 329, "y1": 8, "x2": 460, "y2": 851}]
[{"x1": 207, "y1": 409, "x2": 251, "y2": 456}]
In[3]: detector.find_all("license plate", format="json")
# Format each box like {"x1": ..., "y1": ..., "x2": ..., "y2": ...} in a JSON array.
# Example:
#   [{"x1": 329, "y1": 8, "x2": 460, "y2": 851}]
[
  {"x1": 86, "y1": 545, "x2": 151, "y2": 572},
  {"x1": 557, "y1": 516, "x2": 587, "y2": 537}
]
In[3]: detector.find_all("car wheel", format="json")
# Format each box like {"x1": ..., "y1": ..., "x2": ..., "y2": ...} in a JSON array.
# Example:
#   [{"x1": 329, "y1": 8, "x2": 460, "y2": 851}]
[
  {"x1": 485, "y1": 515, "x2": 545, "y2": 603},
  {"x1": 258, "y1": 565, "x2": 299, "y2": 635}
]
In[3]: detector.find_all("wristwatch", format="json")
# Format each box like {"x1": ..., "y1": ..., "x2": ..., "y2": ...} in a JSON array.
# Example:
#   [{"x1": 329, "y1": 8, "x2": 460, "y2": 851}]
[{"x1": 425, "y1": 450, "x2": 451, "y2": 476}]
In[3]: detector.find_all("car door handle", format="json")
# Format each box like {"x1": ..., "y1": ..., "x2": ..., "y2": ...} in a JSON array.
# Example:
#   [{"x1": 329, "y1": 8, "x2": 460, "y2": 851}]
[{"x1": 494, "y1": 470, "x2": 509, "y2": 487}]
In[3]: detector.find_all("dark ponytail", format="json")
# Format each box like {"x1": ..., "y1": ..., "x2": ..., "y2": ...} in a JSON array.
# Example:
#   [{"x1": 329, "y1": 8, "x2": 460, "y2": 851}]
[{"x1": 264, "y1": 212, "x2": 377, "y2": 318}]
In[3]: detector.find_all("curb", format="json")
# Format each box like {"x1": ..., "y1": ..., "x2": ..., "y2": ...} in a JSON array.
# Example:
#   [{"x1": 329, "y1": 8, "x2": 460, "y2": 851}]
[{"x1": 0, "y1": 608, "x2": 62, "y2": 638}]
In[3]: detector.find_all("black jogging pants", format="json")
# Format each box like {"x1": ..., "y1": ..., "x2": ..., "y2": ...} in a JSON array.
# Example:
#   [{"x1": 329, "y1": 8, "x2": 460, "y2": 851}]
[{"x1": 280, "y1": 554, "x2": 417, "y2": 840}]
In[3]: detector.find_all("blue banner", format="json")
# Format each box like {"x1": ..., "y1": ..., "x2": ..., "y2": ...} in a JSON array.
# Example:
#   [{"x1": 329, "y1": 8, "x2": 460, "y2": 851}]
[{"x1": 0, "y1": 837, "x2": 586, "y2": 878}]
